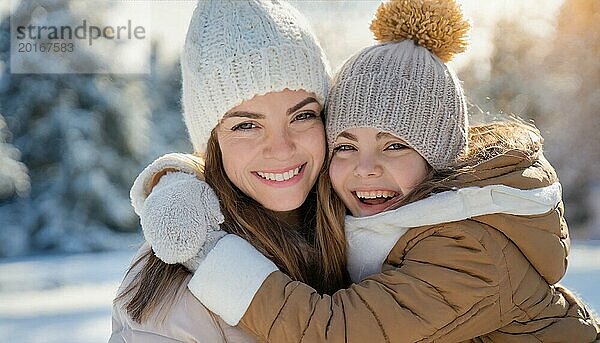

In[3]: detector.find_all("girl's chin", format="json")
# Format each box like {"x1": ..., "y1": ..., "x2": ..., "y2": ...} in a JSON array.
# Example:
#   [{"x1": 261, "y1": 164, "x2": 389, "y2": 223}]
[{"x1": 353, "y1": 207, "x2": 382, "y2": 217}]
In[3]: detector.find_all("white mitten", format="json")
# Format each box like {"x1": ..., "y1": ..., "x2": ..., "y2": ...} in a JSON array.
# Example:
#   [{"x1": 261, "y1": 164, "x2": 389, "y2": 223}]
[
  {"x1": 181, "y1": 229, "x2": 227, "y2": 272},
  {"x1": 141, "y1": 172, "x2": 225, "y2": 266},
  {"x1": 130, "y1": 153, "x2": 206, "y2": 217},
  {"x1": 130, "y1": 153, "x2": 225, "y2": 267}
]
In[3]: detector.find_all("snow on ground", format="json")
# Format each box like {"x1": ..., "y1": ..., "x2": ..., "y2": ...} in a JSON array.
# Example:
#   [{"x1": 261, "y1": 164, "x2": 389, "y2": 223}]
[{"x1": 0, "y1": 241, "x2": 599, "y2": 343}]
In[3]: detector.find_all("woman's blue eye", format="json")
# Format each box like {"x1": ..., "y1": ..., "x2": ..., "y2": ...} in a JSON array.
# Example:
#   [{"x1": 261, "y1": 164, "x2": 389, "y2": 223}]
[
  {"x1": 294, "y1": 111, "x2": 317, "y2": 121},
  {"x1": 232, "y1": 122, "x2": 256, "y2": 131},
  {"x1": 386, "y1": 143, "x2": 408, "y2": 150}
]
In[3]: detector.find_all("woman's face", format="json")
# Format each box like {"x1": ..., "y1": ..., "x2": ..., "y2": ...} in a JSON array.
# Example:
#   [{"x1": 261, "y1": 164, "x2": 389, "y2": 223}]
[
  {"x1": 217, "y1": 89, "x2": 326, "y2": 212},
  {"x1": 329, "y1": 127, "x2": 428, "y2": 217}
]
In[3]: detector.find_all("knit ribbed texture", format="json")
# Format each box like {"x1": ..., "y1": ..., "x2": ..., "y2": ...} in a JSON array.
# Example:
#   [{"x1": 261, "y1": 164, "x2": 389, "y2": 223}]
[
  {"x1": 182, "y1": 0, "x2": 331, "y2": 154},
  {"x1": 326, "y1": 40, "x2": 468, "y2": 169}
]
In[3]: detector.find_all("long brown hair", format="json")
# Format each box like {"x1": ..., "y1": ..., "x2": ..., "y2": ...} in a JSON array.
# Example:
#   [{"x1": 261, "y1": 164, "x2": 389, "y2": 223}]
[
  {"x1": 388, "y1": 120, "x2": 543, "y2": 208},
  {"x1": 203, "y1": 129, "x2": 348, "y2": 293},
  {"x1": 116, "y1": 127, "x2": 348, "y2": 323}
]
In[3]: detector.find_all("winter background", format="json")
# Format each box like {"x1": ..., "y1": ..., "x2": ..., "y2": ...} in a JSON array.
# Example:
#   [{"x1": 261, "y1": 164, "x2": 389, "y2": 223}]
[{"x1": 0, "y1": 0, "x2": 598, "y2": 342}]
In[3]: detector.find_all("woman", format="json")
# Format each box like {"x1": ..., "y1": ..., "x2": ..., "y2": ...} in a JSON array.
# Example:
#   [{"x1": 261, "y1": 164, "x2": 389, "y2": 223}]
[
  {"x1": 137, "y1": 0, "x2": 600, "y2": 341},
  {"x1": 109, "y1": 1, "x2": 348, "y2": 341}
]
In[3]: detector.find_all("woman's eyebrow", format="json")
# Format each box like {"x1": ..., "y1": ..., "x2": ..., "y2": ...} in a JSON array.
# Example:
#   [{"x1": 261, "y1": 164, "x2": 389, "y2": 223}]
[
  {"x1": 222, "y1": 111, "x2": 265, "y2": 120},
  {"x1": 287, "y1": 97, "x2": 319, "y2": 115},
  {"x1": 222, "y1": 97, "x2": 318, "y2": 120}
]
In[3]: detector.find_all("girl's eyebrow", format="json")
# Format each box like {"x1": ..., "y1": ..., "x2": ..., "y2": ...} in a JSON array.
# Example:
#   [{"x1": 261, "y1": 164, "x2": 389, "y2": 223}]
[
  {"x1": 338, "y1": 131, "x2": 358, "y2": 141},
  {"x1": 377, "y1": 132, "x2": 406, "y2": 143}
]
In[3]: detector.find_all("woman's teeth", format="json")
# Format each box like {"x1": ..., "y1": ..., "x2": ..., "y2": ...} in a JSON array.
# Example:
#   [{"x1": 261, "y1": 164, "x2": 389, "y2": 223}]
[
  {"x1": 355, "y1": 190, "x2": 397, "y2": 200},
  {"x1": 257, "y1": 166, "x2": 301, "y2": 182}
]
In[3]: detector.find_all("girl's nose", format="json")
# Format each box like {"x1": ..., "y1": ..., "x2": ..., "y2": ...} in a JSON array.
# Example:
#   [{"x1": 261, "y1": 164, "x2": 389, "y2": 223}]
[{"x1": 353, "y1": 154, "x2": 383, "y2": 178}]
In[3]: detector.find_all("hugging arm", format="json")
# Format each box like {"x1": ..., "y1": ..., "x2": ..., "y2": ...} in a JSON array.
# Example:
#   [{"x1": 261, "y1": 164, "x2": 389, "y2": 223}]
[
  {"x1": 189, "y1": 223, "x2": 503, "y2": 342},
  {"x1": 130, "y1": 153, "x2": 225, "y2": 268}
]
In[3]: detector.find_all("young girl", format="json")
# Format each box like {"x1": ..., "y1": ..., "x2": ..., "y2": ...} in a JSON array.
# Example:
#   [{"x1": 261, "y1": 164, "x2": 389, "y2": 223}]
[{"x1": 136, "y1": 0, "x2": 599, "y2": 341}]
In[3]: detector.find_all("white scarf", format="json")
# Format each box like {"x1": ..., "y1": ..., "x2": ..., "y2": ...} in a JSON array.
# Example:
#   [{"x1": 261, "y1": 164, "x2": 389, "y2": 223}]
[{"x1": 345, "y1": 182, "x2": 563, "y2": 282}]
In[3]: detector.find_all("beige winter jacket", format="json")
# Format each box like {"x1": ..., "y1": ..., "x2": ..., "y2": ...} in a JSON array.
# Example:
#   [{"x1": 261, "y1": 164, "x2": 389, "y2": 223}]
[
  {"x1": 109, "y1": 243, "x2": 257, "y2": 343},
  {"x1": 187, "y1": 130, "x2": 600, "y2": 342}
]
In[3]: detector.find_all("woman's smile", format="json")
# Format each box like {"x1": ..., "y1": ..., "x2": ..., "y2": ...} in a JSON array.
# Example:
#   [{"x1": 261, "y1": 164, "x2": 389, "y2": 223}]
[
  {"x1": 218, "y1": 89, "x2": 325, "y2": 211},
  {"x1": 253, "y1": 162, "x2": 306, "y2": 187}
]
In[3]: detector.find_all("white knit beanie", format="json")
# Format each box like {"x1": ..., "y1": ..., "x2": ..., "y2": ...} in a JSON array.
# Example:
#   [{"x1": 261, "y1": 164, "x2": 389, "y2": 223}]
[
  {"x1": 326, "y1": 0, "x2": 470, "y2": 169},
  {"x1": 181, "y1": 0, "x2": 331, "y2": 154}
]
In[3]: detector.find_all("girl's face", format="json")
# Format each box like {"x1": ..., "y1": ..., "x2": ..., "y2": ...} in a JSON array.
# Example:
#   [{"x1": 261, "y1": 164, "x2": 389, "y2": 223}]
[
  {"x1": 329, "y1": 127, "x2": 428, "y2": 217},
  {"x1": 217, "y1": 89, "x2": 325, "y2": 212}
]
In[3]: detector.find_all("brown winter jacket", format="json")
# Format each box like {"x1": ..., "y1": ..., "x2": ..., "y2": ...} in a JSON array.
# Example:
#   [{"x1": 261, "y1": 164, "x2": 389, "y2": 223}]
[{"x1": 188, "y1": 127, "x2": 600, "y2": 342}]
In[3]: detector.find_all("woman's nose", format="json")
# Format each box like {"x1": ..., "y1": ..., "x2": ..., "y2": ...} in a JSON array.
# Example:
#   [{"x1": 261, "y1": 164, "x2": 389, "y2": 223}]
[{"x1": 263, "y1": 130, "x2": 295, "y2": 161}]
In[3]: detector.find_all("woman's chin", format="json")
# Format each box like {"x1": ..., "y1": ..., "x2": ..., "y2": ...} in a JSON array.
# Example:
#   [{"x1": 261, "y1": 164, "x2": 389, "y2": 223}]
[
  {"x1": 252, "y1": 192, "x2": 307, "y2": 212},
  {"x1": 262, "y1": 200, "x2": 304, "y2": 212}
]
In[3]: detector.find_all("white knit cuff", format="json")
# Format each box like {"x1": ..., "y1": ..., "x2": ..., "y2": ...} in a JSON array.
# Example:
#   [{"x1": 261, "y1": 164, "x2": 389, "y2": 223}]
[
  {"x1": 187, "y1": 234, "x2": 278, "y2": 326},
  {"x1": 130, "y1": 153, "x2": 203, "y2": 216}
]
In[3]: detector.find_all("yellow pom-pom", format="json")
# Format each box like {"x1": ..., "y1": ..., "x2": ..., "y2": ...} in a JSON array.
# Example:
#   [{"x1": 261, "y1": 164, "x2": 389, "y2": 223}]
[{"x1": 370, "y1": 0, "x2": 470, "y2": 62}]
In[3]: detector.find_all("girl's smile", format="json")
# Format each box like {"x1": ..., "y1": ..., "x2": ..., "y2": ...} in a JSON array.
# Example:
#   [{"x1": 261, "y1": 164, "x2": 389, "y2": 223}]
[{"x1": 351, "y1": 188, "x2": 403, "y2": 215}]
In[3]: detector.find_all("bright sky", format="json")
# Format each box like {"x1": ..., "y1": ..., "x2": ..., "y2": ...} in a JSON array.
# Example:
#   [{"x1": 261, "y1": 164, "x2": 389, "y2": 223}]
[
  {"x1": 1, "y1": 0, "x2": 566, "y2": 73},
  {"x1": 137, "y1": 0, "x2": 567, "y2": 72}
]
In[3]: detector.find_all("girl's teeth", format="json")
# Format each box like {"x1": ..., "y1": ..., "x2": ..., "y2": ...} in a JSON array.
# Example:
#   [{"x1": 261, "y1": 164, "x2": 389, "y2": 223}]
[
  {"x1": 257, "y1": 166, "x2": 302, "y2": 182},
  {"x1": 356, "y1": 190, "x2": 397, "y2": 199}
]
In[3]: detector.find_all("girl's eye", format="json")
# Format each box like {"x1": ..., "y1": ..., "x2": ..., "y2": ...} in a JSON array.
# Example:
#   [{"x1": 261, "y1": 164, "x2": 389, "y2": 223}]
[
  {"x1": 333, "y1": 144, "x2": 356, "y2": 153},
  {"x1": 386, "y1": 143, "x2": 408, "y2": 151},
  {"x1": 232, "y1": 122, "x2": 257, "y2": 131},
  {"x1": 293, "y1": 111, "x2": 318, "y2": 121}
]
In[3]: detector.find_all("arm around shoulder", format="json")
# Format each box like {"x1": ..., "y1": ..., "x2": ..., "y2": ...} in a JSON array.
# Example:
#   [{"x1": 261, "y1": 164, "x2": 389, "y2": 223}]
[{"x1": 190, "y1": 223, "x2": 506, "y2": 342}]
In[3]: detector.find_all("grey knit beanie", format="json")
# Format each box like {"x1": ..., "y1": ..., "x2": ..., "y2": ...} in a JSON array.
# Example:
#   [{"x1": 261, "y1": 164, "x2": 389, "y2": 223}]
[
  {"x1": 326, "y1": 0, "x2": 470, "y2": 169},
  {"x1": 182, "y1": 0, "x2": 331, "y2": 154}
]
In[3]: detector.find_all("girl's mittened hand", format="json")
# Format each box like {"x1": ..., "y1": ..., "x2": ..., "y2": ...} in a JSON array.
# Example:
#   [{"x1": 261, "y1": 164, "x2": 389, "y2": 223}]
[
  {"x1": 181, "y1": 229, "x2": 228, "y2": 272},
  {"x1": 141, "y1": 172, "x2": 225, "y2": 264},
  {"x1": 130, "y1": 153, "x2": 205, "y2": 216}
]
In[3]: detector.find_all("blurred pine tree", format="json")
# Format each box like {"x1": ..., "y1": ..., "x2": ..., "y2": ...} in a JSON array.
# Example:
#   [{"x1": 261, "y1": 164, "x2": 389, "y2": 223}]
[
  {"x1": 0, "y1": 0, "x2": 185, "y2": 256},
  {"x1": 539, "y1": 0, "x2": 600, "y2": 237},
  {"x1": 461, "y1": 0, "x2": 600, "y2": 237},
  {"x1": 0, "y1": 112, "x2": 29, "y2": 201}
]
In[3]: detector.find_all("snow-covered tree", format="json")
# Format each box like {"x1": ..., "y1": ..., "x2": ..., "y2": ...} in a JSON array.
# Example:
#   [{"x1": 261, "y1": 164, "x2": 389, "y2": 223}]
[
  {"x1": 0, "y1": 112, "x2": 29, "y2": 201},
  {"x1": 538, "y1": 0, "x2": 600, "y2": 237},
  {"x1": 460, "y1": 2, "x2": 599, "y2": 238},
  {"x1": 460, "y1": 18, "x2": 544, "y2": 124},
  {"x1": 0, "y1": 0, "x2": 183, "y2": 256}
]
